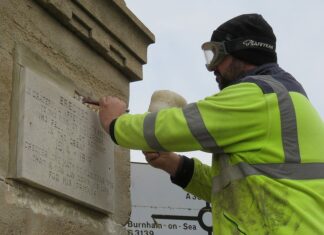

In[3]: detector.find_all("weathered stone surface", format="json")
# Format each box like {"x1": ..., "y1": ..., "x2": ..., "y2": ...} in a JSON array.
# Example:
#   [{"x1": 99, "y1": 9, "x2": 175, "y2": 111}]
[
  {"x1": 0, "y1": 48, "x2": 13, "y2": 178},
  {"x1": 34, "y1": 0, "x2": 155, "y2": 81},
  {"x1": 9, "y1": 64, "x2": 115, "y2": 214},
  {"x1": 113, "y1": 145, "x2": 131, "y2": 225},
  {"x1": 0, "y1": 180, "x2": 125, "y2": 235},
  {"x1": 0, "y1": 0, "x2": 154, "y2": 233}
]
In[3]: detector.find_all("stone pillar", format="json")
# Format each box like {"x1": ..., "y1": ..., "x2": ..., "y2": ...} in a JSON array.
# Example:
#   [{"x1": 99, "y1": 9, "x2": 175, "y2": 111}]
[{"x1": 0, "y1": 0, "x2": 154, "y2": 234}]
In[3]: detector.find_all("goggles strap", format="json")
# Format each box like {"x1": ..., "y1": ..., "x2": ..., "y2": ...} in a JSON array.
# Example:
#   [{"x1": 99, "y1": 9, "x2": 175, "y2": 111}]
[{"x1": 225, "y1": 37, "x2": 276, "y2": 53}]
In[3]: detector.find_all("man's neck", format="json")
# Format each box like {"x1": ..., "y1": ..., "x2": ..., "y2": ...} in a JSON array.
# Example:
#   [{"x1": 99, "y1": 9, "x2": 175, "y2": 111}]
[{"x1": 243, "y1": 64, "x2": 257, "y2": 73}]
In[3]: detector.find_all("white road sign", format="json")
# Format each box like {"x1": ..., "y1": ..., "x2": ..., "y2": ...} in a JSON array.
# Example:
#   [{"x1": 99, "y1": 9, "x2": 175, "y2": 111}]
[{"x1": 127, "y1": 162, "x2": 212, "y2": 235}]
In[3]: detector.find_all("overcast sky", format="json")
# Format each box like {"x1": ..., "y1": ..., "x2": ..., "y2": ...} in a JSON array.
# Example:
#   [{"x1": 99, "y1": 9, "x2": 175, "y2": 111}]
[{"x1": 124, "y1": 0, "x2": 324, "y2": 163}]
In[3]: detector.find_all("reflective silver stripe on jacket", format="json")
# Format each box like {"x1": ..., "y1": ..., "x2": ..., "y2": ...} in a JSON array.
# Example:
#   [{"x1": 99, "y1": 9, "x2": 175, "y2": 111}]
[
  {"x1": 255, "y1": 75, "x2": 301, "y2": 163},
  {"x1": 143, "y1": 112, "x2": 167, "y2": 151},
  {"x1": 212, "y1": 160, "x2": 324, "y2": 194},
  {"x1": 207, "y1": 75, "x2": 322, "y2": 195},
  {"x1": 182, "y1": 103, "x2": 224, "y2": 154}
]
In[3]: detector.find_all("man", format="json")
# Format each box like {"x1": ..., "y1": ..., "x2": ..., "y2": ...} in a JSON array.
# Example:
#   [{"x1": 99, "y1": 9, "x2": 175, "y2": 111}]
[{"x1": 99, "y1": 14, "x2": 324, "y2": 234}]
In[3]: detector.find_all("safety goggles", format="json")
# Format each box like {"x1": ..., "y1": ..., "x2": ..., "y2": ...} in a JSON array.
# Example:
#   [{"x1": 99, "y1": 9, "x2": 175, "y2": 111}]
[{"x1": 201, "y1": 41, "x2": 228, "y2": 71}]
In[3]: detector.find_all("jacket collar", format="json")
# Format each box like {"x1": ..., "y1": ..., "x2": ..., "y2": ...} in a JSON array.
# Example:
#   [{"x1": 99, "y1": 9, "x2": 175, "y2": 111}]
[{"x1": 239, "y1": 63, "x2": 280, "y2": 79}]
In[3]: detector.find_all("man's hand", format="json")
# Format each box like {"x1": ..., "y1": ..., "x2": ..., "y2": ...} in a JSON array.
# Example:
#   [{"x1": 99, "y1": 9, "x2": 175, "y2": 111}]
[
  {"x1": 143, "y1": 152, "x2": 182, "y2": 177},
  {"x1": 99, "y1": 96, "x2": 127, "y2": 132}
]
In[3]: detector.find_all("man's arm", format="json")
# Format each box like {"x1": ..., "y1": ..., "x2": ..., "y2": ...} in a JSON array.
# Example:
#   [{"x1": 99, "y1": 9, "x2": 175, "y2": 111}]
[
  {"x1": 144, "y1": 152, "x2": 212, "y2": 202},
  {"x1": 143, "y1": 152, "x2": 195, "y2": 188},
  {"x1": 143, "y1": 152, "x2": 182, "y2": 177}
]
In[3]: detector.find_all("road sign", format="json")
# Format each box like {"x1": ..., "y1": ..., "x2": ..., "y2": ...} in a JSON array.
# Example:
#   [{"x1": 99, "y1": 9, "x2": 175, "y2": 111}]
[{"x1": 127, "y1": 162, "x2": 212, "y2": 235}]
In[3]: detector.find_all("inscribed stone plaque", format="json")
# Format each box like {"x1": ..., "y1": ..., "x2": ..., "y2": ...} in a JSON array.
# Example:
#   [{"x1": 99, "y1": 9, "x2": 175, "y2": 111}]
[{"x1": 14, "y1": 67, "x2": 114, "y2": 213}]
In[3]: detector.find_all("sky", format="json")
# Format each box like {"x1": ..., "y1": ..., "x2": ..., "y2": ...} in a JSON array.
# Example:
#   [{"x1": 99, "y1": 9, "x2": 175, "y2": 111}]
[{"x1": 124, "y1": 0, "x2": 324, "y2": 163}]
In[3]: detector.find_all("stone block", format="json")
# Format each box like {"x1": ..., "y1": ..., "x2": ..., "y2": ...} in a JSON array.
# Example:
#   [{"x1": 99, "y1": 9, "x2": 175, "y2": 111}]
[
  {"x1": 0, "y1": 0, "x2": 154, "y2": 233},
  {"x1": 0, "y1": 48, "x2": 13, "y2": 178},
  {"x1": 0, "y1": 180, "x2": 125, "y2": 235},
  {"x1": 9, "y1": 58, "x2": 115, "y2": 213}
]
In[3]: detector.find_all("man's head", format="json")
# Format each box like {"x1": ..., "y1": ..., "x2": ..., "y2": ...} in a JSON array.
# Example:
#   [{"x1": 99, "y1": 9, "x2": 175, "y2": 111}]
[{"x1": 202, "y1": 14, "x2": 277, "y2": 89}]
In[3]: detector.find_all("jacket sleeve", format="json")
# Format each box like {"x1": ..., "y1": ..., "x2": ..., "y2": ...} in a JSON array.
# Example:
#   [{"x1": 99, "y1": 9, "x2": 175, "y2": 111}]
[
  {"x1": 111, "y1": 82, "x2": 268, "y2": 153},
  {"x1": 171, "y1": 156, "x2": 213, "y2": 202}
]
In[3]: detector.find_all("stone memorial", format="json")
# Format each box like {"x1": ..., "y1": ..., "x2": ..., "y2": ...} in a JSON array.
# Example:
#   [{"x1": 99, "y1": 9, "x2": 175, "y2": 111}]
[
  {"x1": 12, "y1": 65, "x2": 114, "y2": 213},
  {"x1": 0, "y1": 0, "x2": 154, "y2": 234}
]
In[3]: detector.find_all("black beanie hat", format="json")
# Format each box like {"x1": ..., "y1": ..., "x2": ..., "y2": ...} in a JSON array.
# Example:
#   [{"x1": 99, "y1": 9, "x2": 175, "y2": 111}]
[{"x1": 211, "y1": 14, "x2": 277, "y2": 65}]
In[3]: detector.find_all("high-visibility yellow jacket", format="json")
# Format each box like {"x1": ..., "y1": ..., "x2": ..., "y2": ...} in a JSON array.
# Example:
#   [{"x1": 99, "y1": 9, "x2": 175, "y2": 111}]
[{"x1": 111, "y1": 63, "x2": 324, "y2": 234}]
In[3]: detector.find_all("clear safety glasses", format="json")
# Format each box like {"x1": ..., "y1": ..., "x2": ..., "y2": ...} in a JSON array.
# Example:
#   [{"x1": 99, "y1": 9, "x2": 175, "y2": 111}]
[{"x1": 201, "y1": 41, "x2": 228, "y2": 71}]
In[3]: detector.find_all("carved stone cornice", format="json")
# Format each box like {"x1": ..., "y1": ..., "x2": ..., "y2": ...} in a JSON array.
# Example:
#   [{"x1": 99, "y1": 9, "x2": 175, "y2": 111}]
[{"x1": 34, "y1": 0, "x2": 155, "y2": 81}]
